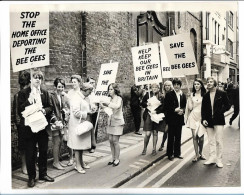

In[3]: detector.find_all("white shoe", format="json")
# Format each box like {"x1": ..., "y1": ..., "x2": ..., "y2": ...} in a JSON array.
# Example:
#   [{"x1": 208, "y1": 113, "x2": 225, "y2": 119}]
[
  {"x1": 216, "y1": 161, "x2": 224, "y2": 168},
  {"x1": 204, "y1": 159, "x2": 216, "y2": 165},
  {"x1": 82, "y1": 163, "x2": 90, "y2": 169}
]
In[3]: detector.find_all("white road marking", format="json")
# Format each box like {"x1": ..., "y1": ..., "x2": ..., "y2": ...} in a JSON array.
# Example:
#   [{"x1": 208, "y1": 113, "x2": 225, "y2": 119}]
[
  {"x1": 139, "y1": 159, "x2": 150, "y2": 163},
  {"x1": 134, "y1": 161, "x2": 145, "y2": 165},
  {"x1": 129, "y1": 164, "x2": 141, "y2": 169},
  {"x1": 137, "y1": 145, "x2": 194, "y2": 188},
  {"x1": 152, "y1": 150, "x2": 195, "y2": 187}
]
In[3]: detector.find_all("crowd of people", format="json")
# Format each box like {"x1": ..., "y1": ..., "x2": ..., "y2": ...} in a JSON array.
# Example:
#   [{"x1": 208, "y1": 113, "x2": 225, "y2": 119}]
[{"x1": 13, "y1": 69, "x2": 239, "y2": 188}]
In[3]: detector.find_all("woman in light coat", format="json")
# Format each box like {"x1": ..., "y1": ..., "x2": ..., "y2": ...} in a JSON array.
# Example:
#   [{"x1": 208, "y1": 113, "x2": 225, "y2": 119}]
[
  {"x1": 100, "y1": 83, "x2": 124, "y2": 166},
  {"x1": 67, "y1": 75, "x2": 91, "y2": 174}
]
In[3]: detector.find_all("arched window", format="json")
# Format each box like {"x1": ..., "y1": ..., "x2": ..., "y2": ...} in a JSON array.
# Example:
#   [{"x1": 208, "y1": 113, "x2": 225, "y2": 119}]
[{"x1": 137, "y1": 11, "x2": 167, "y2": 46}]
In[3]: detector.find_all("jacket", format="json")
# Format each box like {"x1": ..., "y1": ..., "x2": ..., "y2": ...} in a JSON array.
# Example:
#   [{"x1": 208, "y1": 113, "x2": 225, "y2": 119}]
[
  {"x1": 18, "y1": 86, "x2": 53, "y2": 138},
  {"x1": 201, "y1": 89, "x2": 231, "y2": 127},
  {"x1": 108, "y1": 95, "x2": 125, "y2": 126},
  {"x1": 164, "y1": 90, "x2": 186, "y2": 126}
]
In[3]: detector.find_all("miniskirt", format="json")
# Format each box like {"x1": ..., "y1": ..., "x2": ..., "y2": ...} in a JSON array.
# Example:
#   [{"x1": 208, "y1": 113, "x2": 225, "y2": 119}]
[{"x1": 107, "y1": 125, "x2": 124, "y2": 136}]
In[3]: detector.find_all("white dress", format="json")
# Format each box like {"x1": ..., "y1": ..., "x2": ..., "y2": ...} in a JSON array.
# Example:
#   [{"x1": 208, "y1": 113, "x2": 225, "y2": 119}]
[
  {"x1": 186, "y1": 93, "x2": 202, "y2": 130},
  {"x1": 67, "y1": 89, "x2": 91, "y2": 150}
]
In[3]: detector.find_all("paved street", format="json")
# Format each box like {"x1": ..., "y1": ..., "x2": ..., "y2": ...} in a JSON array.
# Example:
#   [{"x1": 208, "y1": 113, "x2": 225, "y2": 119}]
[
  {"x1": 120, "y1": 113, "x2": 240, "y2": 188},
  {"x1": 12, "y1": 109, "x2": 239, "y2": 189}
]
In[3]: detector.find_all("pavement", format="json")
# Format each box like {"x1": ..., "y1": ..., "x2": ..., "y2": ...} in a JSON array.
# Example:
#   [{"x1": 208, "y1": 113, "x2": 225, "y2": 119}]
[{"x1": 12, "y1": 107, "x2": 234, "y2": 189}]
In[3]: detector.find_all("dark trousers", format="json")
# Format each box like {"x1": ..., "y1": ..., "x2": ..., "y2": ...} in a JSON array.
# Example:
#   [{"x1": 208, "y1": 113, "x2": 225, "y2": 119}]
[
  {"x1": 91, "y1": 112, "x2": 98, "y2": 149},
  {"x1": 131, "y1": 105, "x2": 142, "y2": 132},
  {"x1": 167, "y1": 124, "x2": 182, "y2": 157},
  {"x1": 25, "y1": 129, "x2": 48, "y2": 180}
]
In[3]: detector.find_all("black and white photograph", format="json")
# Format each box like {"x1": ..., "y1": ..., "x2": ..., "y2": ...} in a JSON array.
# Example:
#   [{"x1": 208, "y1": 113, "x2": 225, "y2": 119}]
[{"x1": 0, "y1": 1, "x2": 243, "y2": 194}]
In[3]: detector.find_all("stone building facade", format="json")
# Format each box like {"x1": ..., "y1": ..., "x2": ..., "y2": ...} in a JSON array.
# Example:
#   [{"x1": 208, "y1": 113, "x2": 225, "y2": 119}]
[{"x1": 11, "y1": 11, "x2": 202, "y2": 168}]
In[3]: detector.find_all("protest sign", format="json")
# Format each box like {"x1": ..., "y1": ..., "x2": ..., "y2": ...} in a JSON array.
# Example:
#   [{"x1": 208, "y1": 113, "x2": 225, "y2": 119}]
[
  {"x1": 160, "y1": 33, "x2": 199, "y2": 77},
  {"x1": 95, "y1": 62, "x2": 119, "y2": 102},
  {"x1": 159, "y1": 41, "x2": 172, "y2": 78},
  {"x1": 10, "y1": 11, "x2": 49, "y2": 72},
  {"x1": 131, "y1": 43, "x2": 162, "y2": 86}
]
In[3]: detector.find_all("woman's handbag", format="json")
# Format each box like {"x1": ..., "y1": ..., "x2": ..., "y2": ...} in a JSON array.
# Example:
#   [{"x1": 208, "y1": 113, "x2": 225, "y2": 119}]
[{"x1": 75, "y1": 121, "x2": 93, "y2": 136}]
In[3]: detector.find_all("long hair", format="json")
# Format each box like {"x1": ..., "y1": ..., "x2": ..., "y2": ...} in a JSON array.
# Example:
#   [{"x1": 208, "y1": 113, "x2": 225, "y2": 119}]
[
  {"x1": 192, "y1": 78, "x2": 206, "y2": 97},
  {"x1": 107, "y1": 83, "x2": 121, "y2": 97},
  {"x1": 162, "y1": 80, "x2": 173, "y2": 96}
]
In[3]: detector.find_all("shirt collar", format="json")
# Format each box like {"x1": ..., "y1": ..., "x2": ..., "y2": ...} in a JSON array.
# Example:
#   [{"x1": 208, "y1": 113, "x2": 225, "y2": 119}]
[{"x1": 174, "y1": 89, "x2": 182, "y2": 96}]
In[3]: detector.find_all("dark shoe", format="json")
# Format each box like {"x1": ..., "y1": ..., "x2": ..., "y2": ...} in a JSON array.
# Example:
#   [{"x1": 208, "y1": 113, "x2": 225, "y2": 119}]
[
  {"x1": 175, "y1": 156, "x2": 183, "y2": 159},
  {"x1": 168, "y1": 156, "x2": 174, "y2": 161},
  {"x1": 39, "y1": 175, "x2": 54, "y2": 182},
  {"x1": 108, "y1": 160, "x2": 114, "y2": 165},
  {"x1": 135, "y1": 131, "x2": 142, "y2": 135},
  {"x1": 27, "y1": 179, "x2": 35, "y2": 188},
  {"x1": 158, "y1": 146, "x2": 164, "y2": 151},
  {"x1": 141, "y1": 149, "x2": 146, "y2": 155},
  {"x1": 199, "y1": 154, "x2": 206, "y2": 160},
  {"x1": 89, "y1": 148, "x2": 95, "y2": 153},
  {"x1": 113, "y1": 160, "x2": 120, "y2": 167},
  {"x1": 229, "y1": 120, "x2": 233, "y2": 125}
]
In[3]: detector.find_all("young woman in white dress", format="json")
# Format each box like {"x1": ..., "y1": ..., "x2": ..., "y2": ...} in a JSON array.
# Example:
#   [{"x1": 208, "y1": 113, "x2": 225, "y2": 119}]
[{"x1": 185, "y1": 79, "x2": 207, "y2": 162}]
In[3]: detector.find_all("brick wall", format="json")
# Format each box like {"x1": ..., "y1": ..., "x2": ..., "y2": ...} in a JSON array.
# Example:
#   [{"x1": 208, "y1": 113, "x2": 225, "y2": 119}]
[{"x1": 11, "y1": 11, "x2": 138, "y2": 169}]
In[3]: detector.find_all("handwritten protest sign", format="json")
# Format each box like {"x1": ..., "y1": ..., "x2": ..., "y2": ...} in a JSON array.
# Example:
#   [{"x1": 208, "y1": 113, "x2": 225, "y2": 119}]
[
  {"x1": 131, "y1": 43, "x2": 162, "y2": 85},
  {"x1": 10, "y1": 11, "x2": 49, "y2": 72},
  {"x1": 159, "y1": 41, "x2": 172, "y2": 78},
  {"x1": 160, "y1": 33, "x2": 198, "y2": 77},
  {"x1": 95, "y1": 62, "x2": 118, "y2": 102}
]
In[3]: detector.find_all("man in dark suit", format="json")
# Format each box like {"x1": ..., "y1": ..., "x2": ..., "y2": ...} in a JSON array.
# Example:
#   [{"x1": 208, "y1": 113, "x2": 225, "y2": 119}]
[
  {"x1": 18, "y1": 70, "x2": 54, "y2": 187},
  {"x1": 164, "y1": 78, "x2": 186, "y2": 161},
  {"x1": 130, "y1": 84, "x2": 143, "y2": 135},
  {"x1": 202, "y1": 77, "x2": 231, "y2": 168}
]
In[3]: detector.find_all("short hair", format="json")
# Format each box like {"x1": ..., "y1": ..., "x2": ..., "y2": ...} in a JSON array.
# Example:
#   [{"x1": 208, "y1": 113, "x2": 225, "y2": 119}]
[
  {"x1": 86, "y1": 77, "x2": 95, "y2": 82},
  {"x1": 207, "y1": 77, "x2": 217, "y2": 87},
  {"x1": 19, "y1": 70, "x2": 31, "y2": 88},
  {"x1": 54, "y1": 78, "x2": 66, "y2": 88},
  {"x1": 172, "y1": 78, "x2": 182, "y2": 86},
  {"x1": 107, "y1": 83, "x2": 121, "y2": 97},
  {"x1": 32, "y1": 70, "x2": 44, "y2": 80},
  {"x1": 71, "y1": 75, "x2": 82, "y2": 83}
]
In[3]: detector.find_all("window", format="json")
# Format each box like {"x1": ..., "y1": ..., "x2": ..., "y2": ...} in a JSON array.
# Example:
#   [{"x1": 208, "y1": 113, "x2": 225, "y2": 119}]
[
  {"x1": 178, "y1": 12, "x2": 181, "y2": 29},
  {"x1": 206, "y1": 12, "x2": 210, "y2": 40},
  {"x1": 214, "y1": 21, "x2": 217, "y2": 44},
  {"x1": 137, "y1": 11, "x2": 166, "y2": 46},
  {"x1": 227, "y1": 39, "x2": 233, "y2": 57},
  {"x1": 229, "y1": 11, "x2": 233, "y2": 28}
]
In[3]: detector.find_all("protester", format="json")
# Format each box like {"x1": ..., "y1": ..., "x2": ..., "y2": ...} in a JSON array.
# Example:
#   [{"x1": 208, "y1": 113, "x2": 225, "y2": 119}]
[
  {"x1": 130, "y1": 84, "x2": 143, "y2": 135},
  {"x1": 86, "y1": 77, "x2": 99, "y2": 153},
  {"x1": 185, "y1": 78, "x2": 206, "y2": 162},
  {"x1": 224, "y1": 78, "x2": 232, "y2": 91},
  {"x1": 49, "y1": 78, "x2": 70, "y2": 170},
  {"x1": 67, "y1": 75, "x2": 91, "y2": 174},
  {"x1": 229, "y1": 82, "x2": 239, "y2": 126},
  {"x1": 141, "y1": 83, "x2": 165, "y2": 156},
  {"x1": 202, "y1": 77, "x2": 231, "y2": 168},
  {"x1": 217, "y1": 82, "x2": 224, "y2": 91},
  {"x1": 158, "y1": 80, "x2": 173, "y2": 151},
  {"x1": 13, "y1": 71, "x2": 31, "y2": 175},
  {"x1": 164, "y1": 78, "x2": 186, "y2": 161},
  {"x1": 226, "y1": 83, "x2": 234, "y2": 105},
  {"x1": 18, "y1": 69, "x2": 54, "y2": 187},
  {"x1": 100, "y1": 83, "x2": 125, "y2": 166}
]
